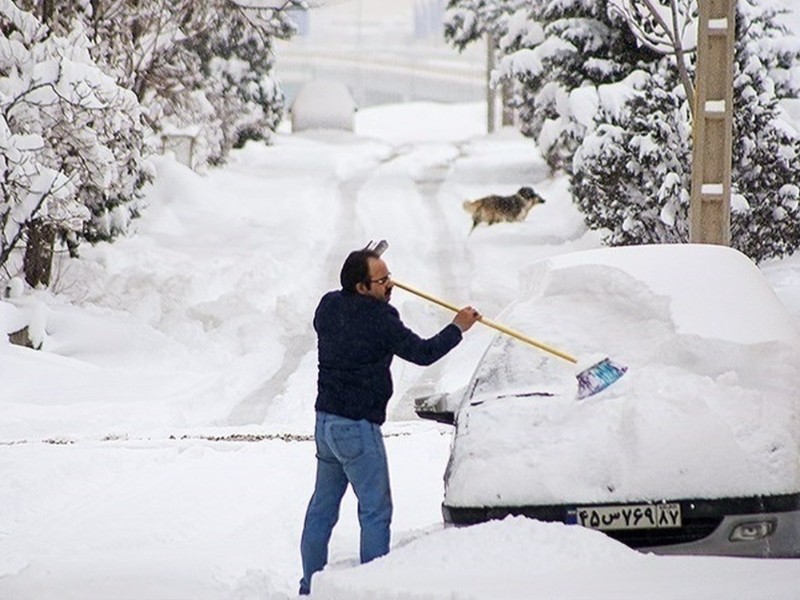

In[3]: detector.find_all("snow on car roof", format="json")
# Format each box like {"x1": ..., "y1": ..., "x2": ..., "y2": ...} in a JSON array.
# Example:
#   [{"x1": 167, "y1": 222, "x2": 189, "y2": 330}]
[
  {"x1": 445, "y1": 244, "x2": 800, "y2": 507},
  {"x1": 519, "y1": 243, "x2": 799, "y2": 345}
]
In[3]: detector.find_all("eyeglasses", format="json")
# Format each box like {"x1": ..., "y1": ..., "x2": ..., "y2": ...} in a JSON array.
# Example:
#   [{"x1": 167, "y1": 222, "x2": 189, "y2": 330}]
[{"x1": 369, "y1": 273, "x2": 392, "y2": 286}]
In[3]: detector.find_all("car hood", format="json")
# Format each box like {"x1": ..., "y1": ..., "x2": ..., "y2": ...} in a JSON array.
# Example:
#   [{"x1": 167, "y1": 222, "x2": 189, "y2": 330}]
[{"x1": 444, "y1": 245, "x2": 800, "y2": 507}]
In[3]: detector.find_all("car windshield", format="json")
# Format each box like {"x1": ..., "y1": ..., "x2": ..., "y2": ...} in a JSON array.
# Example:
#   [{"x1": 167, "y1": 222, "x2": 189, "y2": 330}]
[{"x1": 470, "y1": 244, "x2": 799, "y2": 401}]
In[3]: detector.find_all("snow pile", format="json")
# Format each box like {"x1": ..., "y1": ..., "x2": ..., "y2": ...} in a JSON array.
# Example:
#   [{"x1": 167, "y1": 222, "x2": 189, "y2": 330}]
[{"x1": 315, "y1": 517, "x2": 800, "y2": 600}]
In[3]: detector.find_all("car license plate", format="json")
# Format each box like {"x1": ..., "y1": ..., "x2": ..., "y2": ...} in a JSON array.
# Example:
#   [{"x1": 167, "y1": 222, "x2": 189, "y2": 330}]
[{"x1": 574, "y1": 503, "x2": 682, "y2": 531}]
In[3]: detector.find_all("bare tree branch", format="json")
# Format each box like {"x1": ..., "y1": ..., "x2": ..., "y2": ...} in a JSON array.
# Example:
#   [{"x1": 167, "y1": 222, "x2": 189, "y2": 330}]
[{"x1": 607, "y1": 0, "x2": 696, "y2": 114}]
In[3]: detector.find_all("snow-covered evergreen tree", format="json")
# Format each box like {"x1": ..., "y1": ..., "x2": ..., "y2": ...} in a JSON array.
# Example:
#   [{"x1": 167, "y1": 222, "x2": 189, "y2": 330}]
[
  {"x1": 571, "y1": 63, "x2": 692, "y2": 246},
  {"x1": 443, "y1": 0, "x2": 532, "y2": 131},
  {"x1": 572, "y1": 0, "x2": 800, "y2": 263},
  {"x1": 444, "y1": 0, "x2": 528, "y2": 50},
  {"x1": 493, "y1": 0, "x2": 660, "y2": 172},
  {"x1": 728, "y1": 0, "x2": 800, "y2": 262}
]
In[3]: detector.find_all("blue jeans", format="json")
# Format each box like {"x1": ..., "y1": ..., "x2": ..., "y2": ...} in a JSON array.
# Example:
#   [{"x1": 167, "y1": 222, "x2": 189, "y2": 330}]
[{"x1": 299, "y1": 412, "x2": 393, "y2": 595}]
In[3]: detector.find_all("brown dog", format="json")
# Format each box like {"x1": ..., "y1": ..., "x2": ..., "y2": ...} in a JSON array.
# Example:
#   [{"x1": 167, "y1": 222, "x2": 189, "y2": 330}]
[{"x1": 463, "y1": 186, "x2": 546, "y2": 232}]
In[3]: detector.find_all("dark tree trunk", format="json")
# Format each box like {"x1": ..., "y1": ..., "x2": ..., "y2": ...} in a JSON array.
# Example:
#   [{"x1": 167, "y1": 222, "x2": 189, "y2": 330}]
[
  {"x1": 40, "y1": 0, "x2": 55, "y2": 23},
  {"x1": 23, "y1": 219, "x2": 56, "y2": 288}
]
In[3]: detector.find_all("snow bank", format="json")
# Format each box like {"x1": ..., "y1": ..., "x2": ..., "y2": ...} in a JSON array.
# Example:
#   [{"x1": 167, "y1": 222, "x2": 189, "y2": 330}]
[{"x1": 314, "y1": 517, "x2": 800, "y2": 600}]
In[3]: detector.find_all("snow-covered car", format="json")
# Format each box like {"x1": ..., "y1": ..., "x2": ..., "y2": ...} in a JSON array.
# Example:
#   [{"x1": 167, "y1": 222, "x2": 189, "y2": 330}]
[
  {"x1": 290, "y1": 79, "x2": 356, "y2": 132},
  {"x1": 416, "y1": 244, "x2": 800, "y2": 557}
]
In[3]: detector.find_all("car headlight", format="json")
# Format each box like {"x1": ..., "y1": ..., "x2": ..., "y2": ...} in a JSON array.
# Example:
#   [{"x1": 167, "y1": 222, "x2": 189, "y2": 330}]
[{"x1": 729, "y1": 520, "x2": 776, "y2": 542}]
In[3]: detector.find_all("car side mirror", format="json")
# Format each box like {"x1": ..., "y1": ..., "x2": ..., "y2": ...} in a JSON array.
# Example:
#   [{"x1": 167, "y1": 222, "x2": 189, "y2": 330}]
[{"x1": 414, "y1": 392, "x2": 459, "y2": 425}]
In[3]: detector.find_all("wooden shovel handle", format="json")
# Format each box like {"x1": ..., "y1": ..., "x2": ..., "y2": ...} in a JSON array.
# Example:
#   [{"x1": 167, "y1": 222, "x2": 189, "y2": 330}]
[{"x1": 391, "y1": 280, "x2": 578, "y2": 364}]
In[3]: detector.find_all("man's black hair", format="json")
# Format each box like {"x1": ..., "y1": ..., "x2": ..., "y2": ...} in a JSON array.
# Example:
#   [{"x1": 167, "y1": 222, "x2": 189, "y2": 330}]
[{"x1": 340, "y1": 249, "x2": 380, "y2": 292}]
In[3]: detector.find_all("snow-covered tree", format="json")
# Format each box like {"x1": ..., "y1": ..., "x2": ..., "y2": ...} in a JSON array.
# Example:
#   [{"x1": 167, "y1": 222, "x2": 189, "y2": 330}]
[
  {"x1": 606, "y1": 0, "x2": 697, "y2": 110},
  {"x1": 443, "y1": 0, "x2": 531, "y2": 129},
  {"x1": 2, "y1": 0, "x2": 302, "y2": 288},
  {"x1": 491, "y1": 0, "x2": 661, "y2": 172},
  {"x1": 33, "y1": 0, "x2": 301, "y2": 167},
  {"x1": 571, "y1": 63, "x2": 692, "y2": 246},
  {"x1": 727, "y1": 0, "x2": 800, "y2": 262},
  {"x1": 186, "y1": 3, "x2": 294, "y2": 163},
  {"x1": 572, "y1": 0, "x2": 800, "y2": 263},
  {"x1": 0, "y1": 1, "x2": 148, "y2": 286},
  {"x1": 444, "y1": 0, "x2": 528, "y2": 50}
]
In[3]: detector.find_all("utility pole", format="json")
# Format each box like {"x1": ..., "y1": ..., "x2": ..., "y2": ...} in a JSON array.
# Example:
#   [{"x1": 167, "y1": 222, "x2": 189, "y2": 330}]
[
  {"x1": 689, "y1": 0, "x2": 736, "y2": 245},
  {"x1": 487, "y1": 33, "x2": 499, "y2": 133}
]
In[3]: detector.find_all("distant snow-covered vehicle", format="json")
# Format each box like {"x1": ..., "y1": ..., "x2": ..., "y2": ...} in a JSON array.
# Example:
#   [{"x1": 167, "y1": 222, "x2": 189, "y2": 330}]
[
  {"x1": 290, "y1": 79, "x2": 356, "y2": 132},
  {"x1": 416, "y1": 244, "x2": 800, "y2": 557}
]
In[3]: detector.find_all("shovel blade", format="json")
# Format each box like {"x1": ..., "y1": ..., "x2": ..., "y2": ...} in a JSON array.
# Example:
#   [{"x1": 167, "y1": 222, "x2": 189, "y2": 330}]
[{"x1": 576, "y1": 357, "x2": 627, "y2": 399}]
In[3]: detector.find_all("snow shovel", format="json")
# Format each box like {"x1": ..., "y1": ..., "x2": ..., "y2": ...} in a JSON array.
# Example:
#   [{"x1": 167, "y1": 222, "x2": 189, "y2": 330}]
[{"x1": 390, "y1": 280, "x2": 626, "y2": 399}]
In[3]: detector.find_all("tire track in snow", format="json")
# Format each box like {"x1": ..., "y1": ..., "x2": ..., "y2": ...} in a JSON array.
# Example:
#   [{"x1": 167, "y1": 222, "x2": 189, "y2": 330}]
[
  {"x1": 411, "y1": 145, "x2": 472, "y2": 300},
  {"x1": 225, "y1": 155, "x2": 394, "y2": 426},
  {"x1": 227, "y1": 142, "x2": 467, "y2": 426},
  {"x1": 383, "y1": 145, "x2": 473, "y2": 417},
  {"x1": 342, "y1": 143, "x2": 473, "y2": 418}
]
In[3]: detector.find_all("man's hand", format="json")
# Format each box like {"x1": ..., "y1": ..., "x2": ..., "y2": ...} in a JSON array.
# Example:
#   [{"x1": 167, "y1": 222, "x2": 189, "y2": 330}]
[{"x1": 453, "y1": 306, "x2": 482, "y2": 332}]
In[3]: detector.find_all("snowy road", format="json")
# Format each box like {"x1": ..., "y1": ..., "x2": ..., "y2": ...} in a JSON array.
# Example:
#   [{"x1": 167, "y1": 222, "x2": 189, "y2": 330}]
[{"x1": 219, "y1": 107, "x2": 555, "y2": 429}]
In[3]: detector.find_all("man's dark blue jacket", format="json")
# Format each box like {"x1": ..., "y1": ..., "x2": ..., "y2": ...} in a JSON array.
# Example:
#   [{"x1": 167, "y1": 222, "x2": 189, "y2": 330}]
[{"x1": 314, "y1": 290, "x2": 462, "y2": 424}]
